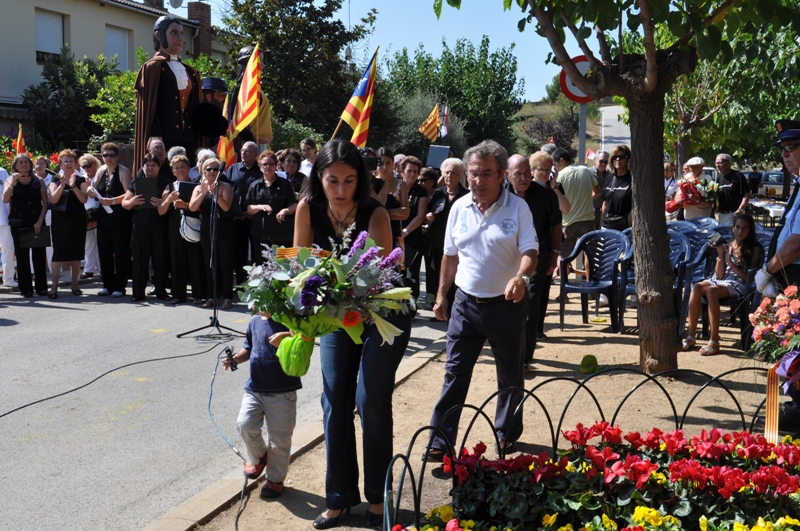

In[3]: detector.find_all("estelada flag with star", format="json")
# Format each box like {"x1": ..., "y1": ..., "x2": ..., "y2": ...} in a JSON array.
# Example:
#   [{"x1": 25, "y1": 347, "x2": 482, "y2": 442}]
[
  {"x1": 341, "y1": 47, "x2": 378, "y2": 148},
  {"x1": 418, "y1": 104, "x2": 440, "y2": 142}
]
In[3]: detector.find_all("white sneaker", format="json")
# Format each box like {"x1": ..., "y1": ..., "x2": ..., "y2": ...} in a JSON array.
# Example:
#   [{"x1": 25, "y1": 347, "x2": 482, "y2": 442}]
[
  {"x1": 98, "y1": 288, "x2": 110, "y2": 296},
  {"x1": 3, "y1": 280, "x2": 18, "y2": 288},
  {"x1": 596, "y1": 294, "x2": 609, "y2": 308},
  {"x1": 111, "y1": 291, "x2": 125, "y2": 298}
]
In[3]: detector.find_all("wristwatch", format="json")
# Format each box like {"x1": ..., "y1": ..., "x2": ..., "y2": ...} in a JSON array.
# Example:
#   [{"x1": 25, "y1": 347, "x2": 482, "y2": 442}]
[
  {"x1": 516, "y1": 274, "x2": 530, "y2": 286},
  {"x1": 111, "y1": 198, "x2": 116, "y2": 206}
]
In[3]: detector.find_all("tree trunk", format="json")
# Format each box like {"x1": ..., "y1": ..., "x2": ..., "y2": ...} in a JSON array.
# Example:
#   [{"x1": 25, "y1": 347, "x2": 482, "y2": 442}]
[
  {"x1": 676, "y1": 133, "x2": 691, "y2": 173},
  {"x1": 628, "y1": 89, "x2": 681, "y2": 373}
]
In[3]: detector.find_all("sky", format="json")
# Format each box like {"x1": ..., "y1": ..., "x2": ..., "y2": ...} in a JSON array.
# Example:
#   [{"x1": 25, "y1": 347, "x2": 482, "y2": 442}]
[{"x1": 171, "y1": 0, "x2": 587, "y2": 102}]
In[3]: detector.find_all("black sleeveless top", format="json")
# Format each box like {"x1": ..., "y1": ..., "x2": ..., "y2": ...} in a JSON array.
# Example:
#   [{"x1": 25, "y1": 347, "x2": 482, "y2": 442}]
[
  {"x1": 308, "y1": 198, "x2": 385, "y2": 251},
  {"x1": 96, "y1": 166, "x2": 132, "y2": 227},
  {"x1": 10, "y1": 177, "x2": 45, "y2": 227}
]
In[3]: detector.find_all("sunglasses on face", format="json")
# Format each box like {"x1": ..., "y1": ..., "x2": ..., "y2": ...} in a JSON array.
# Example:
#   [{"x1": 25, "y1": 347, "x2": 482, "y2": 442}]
[
  {"x1": 102, "y1": 153, "x2": 117, "y2": 158},
  {"x1": 779, "y1": 143, "x2": 800, "y2": 154},
  {"x1": 611, "y1": 156, "x2": 628, "y2": 161},
  {"x1": 597, "y1": 160, "x2": 609, "y2": 164},
  {"x1": 204, "y1": 167, "x2": 220, "y2": 172},
  {"x1": 81, "y1": 164, "x2": 93, "y2": 170}
]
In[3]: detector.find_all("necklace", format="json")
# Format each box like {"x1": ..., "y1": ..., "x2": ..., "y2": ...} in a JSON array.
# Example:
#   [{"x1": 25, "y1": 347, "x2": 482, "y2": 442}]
[{"x1": 329, "y1": 202, "x2": 357, "y2": 238}]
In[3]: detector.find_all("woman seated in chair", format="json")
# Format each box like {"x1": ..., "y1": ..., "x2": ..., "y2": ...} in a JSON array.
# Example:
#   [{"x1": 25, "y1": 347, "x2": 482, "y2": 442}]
[{"x1": 682, "y1": 213, "x2": 760, "y2": 355}]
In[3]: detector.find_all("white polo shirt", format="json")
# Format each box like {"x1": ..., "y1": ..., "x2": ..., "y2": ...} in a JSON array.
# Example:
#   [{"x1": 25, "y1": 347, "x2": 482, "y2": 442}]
[
  {"x1": 444, "y1": 187, "x2": 538, "y2": 297},
  {"x1": 777, "y1": 175, "x2": 800, "y2": 265}
]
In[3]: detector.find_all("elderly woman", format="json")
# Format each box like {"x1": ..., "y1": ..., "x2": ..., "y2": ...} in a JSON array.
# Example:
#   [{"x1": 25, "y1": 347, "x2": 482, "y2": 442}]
[
  {"x1": 48, "y1": 149, "x2": 90, "y2": 299},
  {"x1": 79, "y1": 154, "x2": 102, "y2": 280},
  {"x1": 33, "y1": 155, "x2": 56, "y2": 272},
  {"x1": 158, "y1": 154, "x2": 207, "y2": 304},
  {"x1": 399, "y1": 156, "x2": 428, "y2": 306},
  {"x1": 425, "y1": 158, "x2": 468, "y2": 309},
  {"x1": 281, "y1": 148, "x2": 307, "y2": 198},
  {"x1": 122, "y1": 153, "x2": 171, "y2": 302},
  {"x1": 189, "y1": 157, "x2": 235, "y2": 309},
  {"x1": 678, "y1": 157, "x2": 715, "y2": 220},
  {"x1": 190, "y1": 148, "x2": 216, "y2": 182},
  {"x1": 89, "y1": 143, "x2": 133, "y2": 297},
  {"x1": 246, "y1": 150, "x2": 297, "y2": 259},
  {"x1": 1, "y1": 154, "x2": 49, "y2": 297},
  {"x1": 601, "y1": 145, "x2": 633, "y2": 230},
  {"x1": 294, "y1": 139, "x2": 412, "y2": 529}
]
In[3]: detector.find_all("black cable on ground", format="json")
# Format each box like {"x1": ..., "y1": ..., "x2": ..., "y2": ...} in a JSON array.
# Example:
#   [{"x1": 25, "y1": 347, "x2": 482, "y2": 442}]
[{"x1": 0, "y1": 343, "x2": 223, "y2": 420}]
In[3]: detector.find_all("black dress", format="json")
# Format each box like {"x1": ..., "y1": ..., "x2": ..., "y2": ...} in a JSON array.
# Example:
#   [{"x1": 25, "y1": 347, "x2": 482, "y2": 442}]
[
  {"x1": 51, "y1": 175, "x2": 87, "y2": 262},
  {"x1": 9, "y1": 176, "x2": 48, "y2": 294},
  {"x1": 245, "y1": 176, "x2": 297, "y2": 257},
  {"x1": 200, "y1": 192, "x2": 236, "y2": 300}
]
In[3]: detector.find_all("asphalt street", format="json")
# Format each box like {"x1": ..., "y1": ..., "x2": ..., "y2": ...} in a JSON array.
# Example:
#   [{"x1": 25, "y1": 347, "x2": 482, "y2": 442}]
[
  {"x1": 600, "y1": 105, "x2": 632, "y2": 151},
  {"x1": 0, "y1": 280, "x2": 446, "y2": 531}
]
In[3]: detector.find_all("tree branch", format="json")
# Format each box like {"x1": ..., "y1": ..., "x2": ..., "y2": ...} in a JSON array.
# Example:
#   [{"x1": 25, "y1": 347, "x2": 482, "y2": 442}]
[
  {"x1": 529, "y1": 3, "x2": 604, "y2": 100},
  {"x1": 664, "y1": 0, "x2": 736, "y2": 53},
  {"x1": 638, "y1": 0, "x2": 658, "y2": 92},
  {"x1": 596, "y1": 25, "x2": 612, "y2": 65},
  {"x1": 559, "y1": 8, "x2": 602, "y2": 70},
  {"x1": 696, "y1": 92, "x2": 736, "y2": 126},
  {"x1": 618, "y1": 8, "x2": 624, "y2": 72}
]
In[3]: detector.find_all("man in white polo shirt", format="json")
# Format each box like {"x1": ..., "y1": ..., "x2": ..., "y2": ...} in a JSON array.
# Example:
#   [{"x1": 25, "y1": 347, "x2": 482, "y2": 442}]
[{"x1": 425, "y1": 140, "x2": 538, "y2": 460}]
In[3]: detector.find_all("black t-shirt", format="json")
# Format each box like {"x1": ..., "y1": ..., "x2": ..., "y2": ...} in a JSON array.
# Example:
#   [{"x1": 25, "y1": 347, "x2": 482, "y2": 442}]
[
  {"x1": 602, "y1": 173, "x2": 633, "y2": 221},
  {"x1": 521, "y1": 181, "x2": 562, "y2": 256},
  {"x1": 402, "y1": 183, "x2": 427, "y2": 250},
  {"x1": 223, "y1": 162, "x2": 262, "y2": 214},
  {"x1": 591, "y1": 167, "x2": 613, "y2": 209},
  {"x1": 245, "y1": 177, "x2": 297, "y2": 242},
  {"x1": 427, "y1": 184, "x2": 469, "y2": 250},
  {"x1": 716, "y1": 170, "x2": 749, "y2": 213},
  {"x1": 128, "y1": 175, "x2": 171, "y2": 227}
]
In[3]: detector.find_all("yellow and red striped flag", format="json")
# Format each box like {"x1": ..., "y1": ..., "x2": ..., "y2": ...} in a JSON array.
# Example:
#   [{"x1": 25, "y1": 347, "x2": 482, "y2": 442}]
[
  {"x1": 232, "y1": 44, "x2": 261, "y2": 136},
  {"x1": 15, "y1": 123, "x2": 26, "y2": 154},
  {"x1": 418, "y1": 105, "x2": 440, "y2": 142},
  {"x1": 341, "y1": 47, "x2": 379, "y2": 147},
  {"x1": 217, "y1": 95, "x2": 236, "y2": 168}
]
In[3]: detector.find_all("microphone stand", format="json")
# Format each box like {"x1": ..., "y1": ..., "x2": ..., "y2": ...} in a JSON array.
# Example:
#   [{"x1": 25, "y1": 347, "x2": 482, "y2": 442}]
[{"x1": 177, "y1": 177, "x2": 243, "y2": 338}]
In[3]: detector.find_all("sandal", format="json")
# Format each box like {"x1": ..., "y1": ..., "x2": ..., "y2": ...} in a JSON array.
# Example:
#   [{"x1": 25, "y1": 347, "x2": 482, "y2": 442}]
[
  {"x1": 700, "y1": 340, "x2": 720, "y2": 356},
  {"x1": 681, "y1": 336, "x2": 696, "y2": 351},
  {"x1": 222, "y1": 299, "x2": 233, "y2": 309},
  {"x1": 202, "y1": 299, "x2": 215, "y2": 308}
]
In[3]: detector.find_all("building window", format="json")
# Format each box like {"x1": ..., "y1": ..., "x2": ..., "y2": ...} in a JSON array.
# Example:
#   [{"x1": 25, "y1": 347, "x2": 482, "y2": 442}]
[
  {"x1": 105, "y1": 25, "x2": 130, "y2": 71},
  {"x1": 35, "y1": 9, "x2": 64, "y2": 64}
]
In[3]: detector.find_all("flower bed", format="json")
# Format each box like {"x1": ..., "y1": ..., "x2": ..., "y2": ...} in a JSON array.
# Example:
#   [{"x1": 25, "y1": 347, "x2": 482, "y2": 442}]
[{"x1": 393, "y1": 422, "x2": 800, "y2": 531}]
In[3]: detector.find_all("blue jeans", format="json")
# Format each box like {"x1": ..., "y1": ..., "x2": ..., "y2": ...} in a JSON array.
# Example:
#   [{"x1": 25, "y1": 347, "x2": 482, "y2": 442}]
[{"x1": 319, "y1": 312, "x2": 412, "y2": 509}]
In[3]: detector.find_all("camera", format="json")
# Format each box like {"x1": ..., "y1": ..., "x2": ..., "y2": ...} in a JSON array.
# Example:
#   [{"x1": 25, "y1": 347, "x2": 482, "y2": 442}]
[
  {"x1": 357, "y1": 147, "x2": 380, "y2": 172},
  {"x1": 707, "y1": 232, "x2": 723, "y2": 247}
]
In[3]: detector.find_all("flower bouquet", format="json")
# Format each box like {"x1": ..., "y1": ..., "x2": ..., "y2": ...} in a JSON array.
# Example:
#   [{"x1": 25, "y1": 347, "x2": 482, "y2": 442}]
[
  {"x1": 750, "y1": 285, "x2": 800, "y2": 364},
  {"x1": 239, "y1": 225, "x2": 414, "y2": 377},
  {"x1": 677, "y1": 175, "x2": 720, "y2": 206}
]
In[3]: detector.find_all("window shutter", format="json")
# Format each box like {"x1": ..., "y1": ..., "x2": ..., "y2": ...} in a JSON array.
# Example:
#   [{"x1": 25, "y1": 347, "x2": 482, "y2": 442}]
[
  {"x1": 35, "y1": 10, "x2": 63, "y2": 54},
  {"x1": 105, "y1": 25, "x2": 129, "y2": 70}
]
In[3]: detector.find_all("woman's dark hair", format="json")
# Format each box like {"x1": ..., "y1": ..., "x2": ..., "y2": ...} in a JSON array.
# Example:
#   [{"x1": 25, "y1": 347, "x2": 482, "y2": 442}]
[
  {"x1": 282, "y1": 148, "x2": 302, "y2": 168},
  {"x1": 300, "y1": 137, "x2": 317, "y2": 150},
  {"x1": 376, "y1": 147, "x2": 394, "y2": 160},
  {"x1": 142, "y1": 153, "x2": 159, "y2": 166},
  {"x1": 731, "y1": 212, "x2": 758, "y2": 268},
  {"x1": 11, "y1": 153, "x2": 33, "y2": 174},
  {"x1": 305, "y1": 139, "x2": 371, "y2": 206},
  {"x1": 611, "y1": 145, "x2": 632, "y2": 176},
  {"x1": 101, "y1": 142, "x2": 120, "y2": 156}
]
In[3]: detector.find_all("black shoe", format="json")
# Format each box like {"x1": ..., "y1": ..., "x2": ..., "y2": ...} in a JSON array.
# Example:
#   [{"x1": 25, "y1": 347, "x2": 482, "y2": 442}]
[
  {"x1": 312, "y1": 508, "x2": 349, "y2": 530},
  {"x1": 153, "y1": 291, "x2": 171, "y2": 301},
  {"x1": 496, "y1": 438, "x2": 518, "y2": 456},
  {"x1": 131, "y1": 296, "x2": 145, "y2": 302},
  {"x1": 364, "y1": 510, "x2": 382, "y2": 528},
  {"x1": 524, "y1": 362, "x2": 536, "y2": 373},
  {"x1": 421, "y1": 447, "x2": 446, "y2": 463},
  {"x1": 537, "y1": 332, "x2": 547, "y2": 339},
  {"x1": 22, "y1": 292, "x2": 34, "y2": 298}
]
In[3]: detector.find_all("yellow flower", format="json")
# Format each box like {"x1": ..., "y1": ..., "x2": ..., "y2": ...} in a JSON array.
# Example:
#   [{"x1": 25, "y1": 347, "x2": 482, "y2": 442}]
[
  {"x1": 699, "y1": 515, "x2": 708, "y2": 531},
  {"x1": 543, "y1": 513, "x2": 559, "y2": 527},
  {"x1": 438, "y1": 506, "x2": 454, "y2": 523},
  {"x1": 557, "y1": 524, "x2": 574, "y2": 531},
  {"x1": 603, "y1": 514, "x2": 618, "y2": 531},
  {"x1": 565, "y1": 461, "x2": 576, "y2": 473},
  {"x1": 652, "y1": 472, "x2": 667, "y2": 485},
  {"x1": 782, "y1": 434, "x2": 794, "y2": 444},
  {"x1": 490, "y1": 527, "x2": 497, "y2": 531},
  {"x1": 460, "y1": 520, "x2": 476, "y2": 530},
  {"x1": 734, "y1": 522, "x2": 750, "y2": 531},
  {"x1": 633, "y1": 507, "x2": 662, "y2": 527},
  {"x1": 664, "y1": 515, "x2": 681, "y2": 527},
  {"x1": 784, "y1": 517, "x2": 800, "y2": 527}
]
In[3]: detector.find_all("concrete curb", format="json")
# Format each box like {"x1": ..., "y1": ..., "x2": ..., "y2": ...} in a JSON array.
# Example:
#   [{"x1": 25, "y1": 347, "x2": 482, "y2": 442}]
[{"x1": 140, "y1": 336, "x2": 447, "y2": 531}]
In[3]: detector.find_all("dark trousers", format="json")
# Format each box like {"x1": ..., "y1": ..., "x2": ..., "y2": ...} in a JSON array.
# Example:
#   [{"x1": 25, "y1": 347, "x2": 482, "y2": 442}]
[
  {"x1": 429, "y1": 247, "x2": 457, "y2": 310},
  {"x1": 11, "y1": 227, "x2": 47, "y2": 294},
  {"x1": 405, "y1": 242, "x2": 423, "y2": 302},
  {"x1": 524, "y1": 252, "x2": 553, "y2": 362},
  {"x1": 319, "y1": 312, "x2": 412, "y2": 509},
  {"x1": 233, "y1": 218, "x2": 252, "y2": 286},
  {"x1": 169, "y1": 223, "x2": 207, "y2": 300},
  {"x1": 202, "y1": 231, "x2": 235, "y2": 300},
  {"x1": 97, "y1": 224, "x2": 131, "y2": 293},
  {"x1": 429, "y1": 289, "x2": 526, "y2": 450},
  {"x1": 132, "y1": 222, "x2": 167, "y2": 299}
]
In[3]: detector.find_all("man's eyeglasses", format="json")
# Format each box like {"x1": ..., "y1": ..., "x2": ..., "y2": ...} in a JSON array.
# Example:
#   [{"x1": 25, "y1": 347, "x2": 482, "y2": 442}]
[
  {"x1": 102, "y1": 153, "x2": 117, "y2": 158},
  {"x1": 779, "y1": 143, "x2": 800, "y2": 154},
  {"x1": 204, "y1": 167, "x2": 220, "y2": 173},
  {"x1": 597, "y1": 159, "x2": 609, "y2": 164},
  {"x1": 467, "y1": 170, "x2": 497, "y2": 180}
]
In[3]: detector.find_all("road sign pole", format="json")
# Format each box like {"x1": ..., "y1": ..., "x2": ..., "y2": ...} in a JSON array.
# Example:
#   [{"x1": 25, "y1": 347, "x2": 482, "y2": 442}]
[{"x1": 579, "y1": 103, "x2": 586, "y2": 165}]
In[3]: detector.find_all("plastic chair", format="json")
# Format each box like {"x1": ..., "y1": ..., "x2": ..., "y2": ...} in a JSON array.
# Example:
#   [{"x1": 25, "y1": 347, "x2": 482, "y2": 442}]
[
  {"x1": 676, "y1": 229, "x2": 716, "y2": 337},
  {"x1": 667, "y1": 220, "x2": 698, "y2": 233},
  {"x1": 689, "y1": 216, "x2": 719, "y2": 232},
  {"x1": 559, "y1": 229, "x2": 629, "y2": 334}
]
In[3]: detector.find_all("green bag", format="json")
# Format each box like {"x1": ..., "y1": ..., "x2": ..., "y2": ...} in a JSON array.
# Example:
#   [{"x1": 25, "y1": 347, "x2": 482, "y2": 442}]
[{"x1": 276, "y1": 334, "x2": 315, "y2": 377}]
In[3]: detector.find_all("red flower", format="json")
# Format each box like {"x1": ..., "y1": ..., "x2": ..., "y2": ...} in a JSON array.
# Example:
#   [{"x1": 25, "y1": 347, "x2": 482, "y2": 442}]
[
  {"x1": 593, "y1": 421, "x2": 624, "y2": 445},
  {"x1": 585, "y1": 445, "x2": 619, "y2": 470},
  {"x1": 662, "y1": 429, "x2": 687, "y2": 455},
  {"x1": 624, "y1": 431, "x2": 644, "y2": 450},
  {"x1": 563, "y1": 422, "x2": 595, "y2": 446},
  {"x1": 342, "y1": 311, "x2": 361, "y2": 327},
  {"x1": 643, "y1": 428, "x2": 664, "y2": 450},
  {"x1": 455, "y1": 464, "x2": 469, "y2": 484},
  {"x1": 445, "y1": 520, "x2": 463, "y2": 531}
]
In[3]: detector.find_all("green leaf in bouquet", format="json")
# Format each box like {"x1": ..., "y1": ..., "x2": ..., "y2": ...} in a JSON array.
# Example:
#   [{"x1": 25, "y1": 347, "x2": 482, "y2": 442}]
[
  {"x1": 289, "y1": 290, "x2": 304, "y2": 311},
  {"x1": 332, "y1": 260, "x2": 347, "y2": 284},
  {"x1": 304, "y1": 257, "x2": 320, "y2": 268},
  {"x1": 297, "y1": 247, "x2": 311, "y2": 263},
  {"x1": 272, "y1": 271, "x2": 291, "y2": 281}
]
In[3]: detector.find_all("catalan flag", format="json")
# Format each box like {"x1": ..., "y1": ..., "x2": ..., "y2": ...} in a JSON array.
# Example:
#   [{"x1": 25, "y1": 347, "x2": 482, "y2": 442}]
[
  {"x1": 341, "y1": 47, "x2": 379, "y2": 148},
  {"x1": 15, "y1": 123, "x2": 26, "y2": 154},
  {"x1": 232, "y1": 44, "x2": 261, "y2": 136},
  {"x1": 217, "y1": 95, "x2": 236, "y2": 168},
  {"x1": 418, "y1": 105, "x2": 440, "y2": 142}
]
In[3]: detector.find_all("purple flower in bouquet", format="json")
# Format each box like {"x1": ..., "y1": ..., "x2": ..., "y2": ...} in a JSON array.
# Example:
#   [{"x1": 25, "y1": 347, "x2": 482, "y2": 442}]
[
  {"x1": 379, "y1": 247, "x2": 404, "y2": 270},
  {"x1": 304, "y1": 275, "x2": 324, "y2": 292},
  {"x1": 347, "y1": 231, "x2": 369, "y2": 258},
  {"x1": 300, "y1": 289, "x2": 319, "y2": 307},
  {"x1": 354, "y1": 247, "x2": 379, "y2": 271}
]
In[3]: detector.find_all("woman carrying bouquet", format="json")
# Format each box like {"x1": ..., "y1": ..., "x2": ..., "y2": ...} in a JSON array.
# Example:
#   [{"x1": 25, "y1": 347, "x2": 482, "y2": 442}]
[
  {"x1": 683, "y1": 213, "x2": 761, "y2": 355},
  {"x1": 677, "y1": 157, "x2": 715, "y2": 220},
  {"x1": 294, "y1": 139, "x2": 412, "y2": 529}
]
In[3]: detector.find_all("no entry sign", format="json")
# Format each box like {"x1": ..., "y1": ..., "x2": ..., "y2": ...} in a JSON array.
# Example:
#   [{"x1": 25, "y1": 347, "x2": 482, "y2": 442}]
[{"x1": 559, "y1": 55, "x2": 594, "y2": 104}]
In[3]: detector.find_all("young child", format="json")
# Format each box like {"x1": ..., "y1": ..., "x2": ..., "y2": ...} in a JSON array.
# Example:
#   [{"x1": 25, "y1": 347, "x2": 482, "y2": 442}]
[{"x1": 223, "y1": 312, "x2": 297, "y2": 499}]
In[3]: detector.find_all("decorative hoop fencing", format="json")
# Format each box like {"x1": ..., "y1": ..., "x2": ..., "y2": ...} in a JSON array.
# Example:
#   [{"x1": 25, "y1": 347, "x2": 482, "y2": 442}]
[{"x1": 381, "y1": 365, "x2": 770, "y2": 531}]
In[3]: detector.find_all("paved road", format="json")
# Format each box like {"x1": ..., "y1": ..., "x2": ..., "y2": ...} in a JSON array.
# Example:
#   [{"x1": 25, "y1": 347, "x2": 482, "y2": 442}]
[
  {"x1": 601, "y1": 105, "x2": 631, "y2": 151},
  {"x1": 0, "y1": 280, "x2": 446, "y2": 531}
]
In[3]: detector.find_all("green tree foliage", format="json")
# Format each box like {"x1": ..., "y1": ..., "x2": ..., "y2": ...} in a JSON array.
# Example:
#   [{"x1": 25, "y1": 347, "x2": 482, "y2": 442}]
[
  {"x1": 543, "y1": 74, "x2": 561, "y2": 103},
  {"x1": 271, "y1": 109, "x2": 324, "y2": 151},
  {"x1": 384, "y1": 36, "x2": 525, "y2": 150},
  {"x1": 437, "y1": 0, "x2": 800, "y2": 373},
  {"x1": 90, "y1": 47, "x2": 149, "y2": 137},
  {"x1": 23, "y1": 45, "x2": 116, "y2": 150},
  {"x1": 222, "y1": 0, "x2": 376, "y2": 136}
]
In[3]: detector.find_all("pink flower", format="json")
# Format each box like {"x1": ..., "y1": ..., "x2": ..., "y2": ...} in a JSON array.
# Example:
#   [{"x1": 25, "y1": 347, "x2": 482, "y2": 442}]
[{"x1": 785, "y1": 285, "x2": 798, "y2": 297}]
